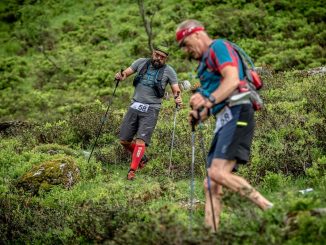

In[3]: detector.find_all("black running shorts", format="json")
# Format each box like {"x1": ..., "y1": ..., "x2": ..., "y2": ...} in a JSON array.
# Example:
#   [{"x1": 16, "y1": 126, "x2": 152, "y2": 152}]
[
  {"x1": 119, "y1": 106, "x2": 160, "y2": 146},
  {"x1": 207, "y1": 104, "x2": 255, "y2": 167}
]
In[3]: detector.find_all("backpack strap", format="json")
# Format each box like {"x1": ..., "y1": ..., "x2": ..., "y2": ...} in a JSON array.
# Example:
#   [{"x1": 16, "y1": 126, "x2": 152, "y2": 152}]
[
  {"x1": 156, "y1": 64, "x2": 166, "y2": 83},
  {"x1": 133, "y1": 59, "x2": 151, "y2": 87},
  {"x1": 139, "y1": 59, "x2": 151, "y2": 76},
  {"x1": 227, "y1": 41, "x2": 255, "y2": 69},
  {"x1": 225, "y1": 41, "x2": 254, "y2": 84},
  {"x1": 203, "y1": 40, "x2": 252, "y2": 83},
  {"x1": 139, "y1": 59, "x2": 166, "y2": 83},
  {"x1": 205, "y1": 47, "x2": 219, "y2": 72}
]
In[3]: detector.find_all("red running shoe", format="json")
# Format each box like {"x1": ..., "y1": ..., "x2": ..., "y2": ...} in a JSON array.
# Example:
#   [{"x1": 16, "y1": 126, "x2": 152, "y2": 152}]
[{"x1": 127, "y1": 169, "x2": 136, "y2": 180}]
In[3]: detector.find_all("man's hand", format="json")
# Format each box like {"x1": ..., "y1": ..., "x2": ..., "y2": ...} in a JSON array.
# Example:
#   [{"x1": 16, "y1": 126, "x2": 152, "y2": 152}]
[
  {"x1": 174, "y1": 93, "x2": 183, "y2": 108},
  {"x1": 115, "y1": 71, "x2": 127, "y2": 81},
  {"x1": 188, "y1": 107, "x2": 210, "y2": 126},
  {"x1": 189, "y1": 92, "x2": 213, "y2": 110}
]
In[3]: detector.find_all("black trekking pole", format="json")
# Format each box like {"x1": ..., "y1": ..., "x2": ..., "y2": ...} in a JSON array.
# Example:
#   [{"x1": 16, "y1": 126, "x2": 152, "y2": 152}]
[
  {"x1": 168, "y1": 91, "x2": 180, "y2": 176},
  {"x1": 198, "y1": 111, "x2": 217, "y2": 232},
  {"x1": 87, "y1": 71, "x2": 122, "y2": 163},
  {"x1": 189, "y1": 114, "x2": 197, "y2": 232}
]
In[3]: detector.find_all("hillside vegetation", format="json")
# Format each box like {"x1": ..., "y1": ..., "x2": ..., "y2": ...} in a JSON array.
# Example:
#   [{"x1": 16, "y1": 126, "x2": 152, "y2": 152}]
[{"x1": 0, "y1": 0, "x2": 325, "y2": 244}]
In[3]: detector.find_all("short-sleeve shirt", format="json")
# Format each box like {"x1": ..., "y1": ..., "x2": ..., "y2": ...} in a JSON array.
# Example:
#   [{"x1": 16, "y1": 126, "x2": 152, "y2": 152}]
[
  {"x1": 197, "y1": 39, "x2": 245, "y2": 114},
  {"x1": 130, "y1": 58, "x2": 178, "y2": 109}
]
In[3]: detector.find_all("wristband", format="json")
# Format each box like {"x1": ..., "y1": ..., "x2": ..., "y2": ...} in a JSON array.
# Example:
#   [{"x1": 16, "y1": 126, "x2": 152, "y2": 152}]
[{"x1": 197, "y1": 88, "x2": 216, "y2": 105}]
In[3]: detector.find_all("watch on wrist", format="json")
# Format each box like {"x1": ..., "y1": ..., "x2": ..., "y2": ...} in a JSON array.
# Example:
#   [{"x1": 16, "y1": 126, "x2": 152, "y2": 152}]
[{"x1": 208, "y1": 94, "x2": 216, "y2": 104}]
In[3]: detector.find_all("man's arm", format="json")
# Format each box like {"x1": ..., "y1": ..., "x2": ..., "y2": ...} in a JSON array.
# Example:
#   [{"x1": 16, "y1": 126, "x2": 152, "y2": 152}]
[
  {"x1": 115, "y1": 67, "x2": 135, "y2": 81},
  {"x1": 209, "y1": 65, "x2": 240, "y2": 106},
  {"x1": 189, "y1": 65, "x2": 239, "y2": 110}
]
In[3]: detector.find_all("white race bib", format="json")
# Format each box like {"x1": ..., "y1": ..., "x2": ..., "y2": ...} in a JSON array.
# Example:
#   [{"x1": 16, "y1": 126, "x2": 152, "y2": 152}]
[
  {"x1": 214, "y1": 107, "x2": 233, "y2": 133},
  {"x1": 130, "y1": 102, "x2": 149, "y2": 113}
]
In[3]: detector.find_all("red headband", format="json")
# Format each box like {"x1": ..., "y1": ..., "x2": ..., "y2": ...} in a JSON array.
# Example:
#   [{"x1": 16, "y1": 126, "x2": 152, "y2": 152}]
[{"x1": 176, "y1": 26, "x2": 205, "y2": 43}]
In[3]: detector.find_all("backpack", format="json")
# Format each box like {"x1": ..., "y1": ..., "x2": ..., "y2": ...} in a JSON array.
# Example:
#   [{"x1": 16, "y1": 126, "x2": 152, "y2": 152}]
[
  {"x1": 228, "y1": 41, "x2": 264, "y2": 111},
  {"x1": 133, "y1": 59, "x2": 166, "y2": 98}
]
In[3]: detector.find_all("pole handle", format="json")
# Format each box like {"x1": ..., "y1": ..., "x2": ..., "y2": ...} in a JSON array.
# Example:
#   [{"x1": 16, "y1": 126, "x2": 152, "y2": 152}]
[
  {"x1": 190, "y1": 107, "x2": 202, "y2": 132},
  {"x1": 115, "y1": 68, "x2": 124, "y2": 87},
  {"x1": 191, "y1": 116, "x2": 196, "y2": 132},
  {"x1": 174, "y1": 91, "x2": 180, "y2": 109},
  {"x1": 197, "y1": 108, "x2": 201, "y2": 123}
]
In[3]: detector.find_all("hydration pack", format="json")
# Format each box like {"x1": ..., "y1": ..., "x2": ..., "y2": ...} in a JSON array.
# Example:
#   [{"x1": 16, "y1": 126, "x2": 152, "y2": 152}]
[
  {"x1": 133, "y1": 59, "x2": 166, "y2": 98},
  {"x1": 228, "y1": 41, "x2": 264, "y2": 111}
]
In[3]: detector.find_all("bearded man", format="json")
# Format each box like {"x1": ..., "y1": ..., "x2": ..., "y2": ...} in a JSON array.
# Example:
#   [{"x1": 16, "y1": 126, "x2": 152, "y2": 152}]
[{"x1": 115, "y1": 46, "x2": 182, "y2": 180}]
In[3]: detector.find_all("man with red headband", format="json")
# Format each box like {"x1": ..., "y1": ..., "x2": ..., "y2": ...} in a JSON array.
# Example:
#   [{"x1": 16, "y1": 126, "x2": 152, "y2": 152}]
[
  {"x1": 115, "y1": 46, "x2": 182, "y2": 180},
  {"x1": 176, "y1": 20, "x2": 273, "y2": 231}
]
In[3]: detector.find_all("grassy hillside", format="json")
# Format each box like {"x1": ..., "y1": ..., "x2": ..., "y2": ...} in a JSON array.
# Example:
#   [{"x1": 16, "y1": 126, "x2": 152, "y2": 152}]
[
  {"x1": 0, "y1": 0, "x2": 325, "y2": 244},
  {"x1": 1, "y1": 0, "x2": 325, "y2": 121}
]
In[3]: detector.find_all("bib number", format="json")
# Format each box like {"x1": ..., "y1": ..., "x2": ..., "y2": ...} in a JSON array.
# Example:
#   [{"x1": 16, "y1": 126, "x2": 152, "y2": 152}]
[
  {"x1": 131, "y1": 102, "x2": 149, "y2": 112},
  {"x1": 214, "y1": 107, "x2": 233, "y2": 133}
]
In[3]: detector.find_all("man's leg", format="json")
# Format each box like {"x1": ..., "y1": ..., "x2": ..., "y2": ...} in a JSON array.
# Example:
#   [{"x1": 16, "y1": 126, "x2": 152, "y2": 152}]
[
  {"x1": 120, "y1": 139, "x2": 148, "y2": 168},
  {"x1": 204, "y1": 177, "x2": 223, "y2": 231},
  {"x1": 127, "y1": 138, "x2": 146, "y2": 180},
  {"x1": 120, "y1": 140, "x2": 136, "y2": 153},
  {"x1": 134, "y1": 107, "x2": 159, "y2": 170},
  {"x1": 119, "y1": 108, "x2": 137, "y2": 154},
  {"x1": 129, "y1": 139, "x2": 146, "y2": 171},
  {"x1": 209, "y1": 158, "x2": 273, "y2": 210},
  {"x1": 120, "y1": 140, "x2": 136, "y2": 154},
  {"x1": 127, "y1": 107, "x2": 159, "y2": 180},
  {"x1": 204, "y1": 158, "x2": 248, "y2": 231}
]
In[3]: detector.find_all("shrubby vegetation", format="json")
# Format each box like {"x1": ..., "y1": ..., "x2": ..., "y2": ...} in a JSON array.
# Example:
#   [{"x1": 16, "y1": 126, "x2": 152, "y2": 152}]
[{"x1": 0, "y1": 0, "x2": 325, "y2": 244}]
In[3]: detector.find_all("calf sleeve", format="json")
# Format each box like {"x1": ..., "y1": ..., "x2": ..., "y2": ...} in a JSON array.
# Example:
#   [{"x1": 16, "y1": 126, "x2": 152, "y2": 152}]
[{"x1": 130, "y1": 144, "x2": 145, "y2": 170}]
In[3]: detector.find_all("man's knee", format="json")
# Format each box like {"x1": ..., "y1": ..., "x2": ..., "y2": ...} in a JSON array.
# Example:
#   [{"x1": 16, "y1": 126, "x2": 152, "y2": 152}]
[
  {"x1": 120, "y1": 140, "x2": 131, "y2": 147},
  {"x1": 209, "y1": 167, "x2": 228, "y2": 186},
  {"x1": 135, "y1": 138, "x2": 146, "y2": 145},
  {"x1": 208, "y1": 159, "x2": 235, "y2": 185}
]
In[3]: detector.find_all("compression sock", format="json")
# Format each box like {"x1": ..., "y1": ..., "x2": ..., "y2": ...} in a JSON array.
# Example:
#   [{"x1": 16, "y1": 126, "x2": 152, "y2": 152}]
[{"x1": 130, "y1": 144, "x2": 145, "y2": 170}]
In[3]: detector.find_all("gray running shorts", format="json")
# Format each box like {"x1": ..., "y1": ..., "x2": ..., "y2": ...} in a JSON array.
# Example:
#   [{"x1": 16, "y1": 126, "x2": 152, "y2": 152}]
[{"x1": 119, "y1": 106, "x2": 160, "y2": 146}]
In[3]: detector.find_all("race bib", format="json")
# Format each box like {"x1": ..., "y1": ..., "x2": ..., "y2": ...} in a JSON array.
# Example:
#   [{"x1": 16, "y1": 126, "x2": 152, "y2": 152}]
[
  {"x1": 214, "y1": 107, "x2": 233, "y2": 133},
  {"x1": 130, "y1": 102, "x2": 149, "y2": 113}
]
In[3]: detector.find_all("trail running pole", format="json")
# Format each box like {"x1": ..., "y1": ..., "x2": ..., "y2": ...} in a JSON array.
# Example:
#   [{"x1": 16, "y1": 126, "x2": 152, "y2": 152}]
[
  {"x1": 198, "y1": 111, "x2": 217, "y2": 232},
  {"x1": 168, "y1": 91, "x2": 180, "y2": 175},
  {"x1": 189, "y1": 115, "x2": 196, "y2": 232},
  {"x1": 87, "y1": 72, "x2": 122, "y2": 163}
]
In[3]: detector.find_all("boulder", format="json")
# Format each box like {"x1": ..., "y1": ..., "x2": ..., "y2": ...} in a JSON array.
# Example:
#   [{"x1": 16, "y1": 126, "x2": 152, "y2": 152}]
[{"x1": 16, "y1": 156, "x2": 80, "y2": 194}]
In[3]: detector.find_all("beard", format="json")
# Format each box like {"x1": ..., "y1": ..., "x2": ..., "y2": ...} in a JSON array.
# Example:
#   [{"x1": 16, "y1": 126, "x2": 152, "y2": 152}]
[{"x1": 151, "y1": 58, "x2": 164, "y2": 69}]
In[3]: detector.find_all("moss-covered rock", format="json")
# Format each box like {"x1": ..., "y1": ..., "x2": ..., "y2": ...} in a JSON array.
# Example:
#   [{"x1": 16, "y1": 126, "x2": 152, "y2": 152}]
[{"x1": 16, "y1": 156, "x2": 80, "y2": 194}]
